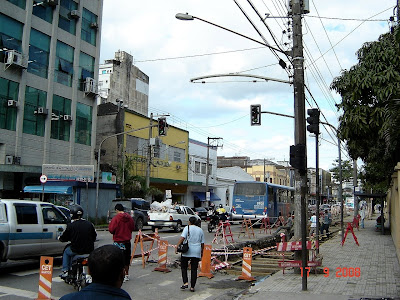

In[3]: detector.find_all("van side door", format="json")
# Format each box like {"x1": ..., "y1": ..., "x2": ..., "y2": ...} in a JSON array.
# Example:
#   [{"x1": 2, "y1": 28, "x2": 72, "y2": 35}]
[
  {"x1": 7, "y1": 203, "x2": 42, "y2": 259},
  {"x1": 40, "y1": 204, "x2": 67, "y2": 255},
  {"x1": 0, "y1": 202, "x2": 10, "y2": 260}
]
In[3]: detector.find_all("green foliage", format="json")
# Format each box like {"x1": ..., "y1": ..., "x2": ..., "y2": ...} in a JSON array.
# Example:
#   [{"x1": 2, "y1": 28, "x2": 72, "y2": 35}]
[
  {"x1": 117, "y1": 155, "x2": 163, "y2": 199},
  {"x1": 330, "y1": 26, "x2": 400, "y2": 192},
  {"x1": 329, "y1": 159, "x2": 354, "y2": 183}
]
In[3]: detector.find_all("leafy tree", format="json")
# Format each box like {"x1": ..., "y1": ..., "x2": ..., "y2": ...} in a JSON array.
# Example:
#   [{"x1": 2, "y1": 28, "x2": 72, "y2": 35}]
[
  {"x1": 329, "y1": 159, "x2": 354, "y2": 183},
  {"x1": 117, "y1": 155, "x2": 163, "y2": 199},
  {"x1": 330, "y1": 26, "x2": 400, "y2": 193}
]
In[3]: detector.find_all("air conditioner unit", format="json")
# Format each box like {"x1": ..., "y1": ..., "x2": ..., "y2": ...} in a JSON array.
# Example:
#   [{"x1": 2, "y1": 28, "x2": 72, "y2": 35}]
[
  {"x1": 63, "y1": 115, "x2": 72, "y2": 121},
  {"x1": 36, "y1": 107, "x2": 48, "y2": 115},
  {"x1": 7, "y1": 100, "x2": 18, "y2": 108},
  {"x1": 5, "y1": 50, "x2": 26, "y2": 68},
  {"x1": 90, "y1": 22, "x2": 99, "y2": 29},
  {"x1": 69, "y1": 10, "x2": 80, "y2": 19},
  {"x1": 84, "y1": 77, "x2": 97, "y2": 94},
  {"x1": 46, "y1": 0, "x2": 59, "y2": 6},
  {"x1": 5, "y1": 155, "x2": 13, "y2": 165}
]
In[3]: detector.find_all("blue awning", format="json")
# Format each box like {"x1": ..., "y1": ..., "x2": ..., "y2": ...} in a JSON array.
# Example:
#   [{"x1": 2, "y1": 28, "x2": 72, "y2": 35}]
[
  {"x1": 192, "y1": 192, "x2": 221, "y2": 201},
  {"x1": 24, "y1": 185, "x2": 73, "y2": 195}
]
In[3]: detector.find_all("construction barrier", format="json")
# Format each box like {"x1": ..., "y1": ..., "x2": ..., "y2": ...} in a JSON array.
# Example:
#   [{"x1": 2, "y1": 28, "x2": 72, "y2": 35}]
[
  {"x1": 131, "y1": 229, "x2": 160, "y2": 268},
  {"x1": 238, "y1": 219, "x2": 255, "y2": 238},
  {"x1": 154, "y1": 240, "x2": 171, "y2": 273},
  {"x1": 259, "y1": 217, "x2": 271, "y2": 234},
  {"x1": 342, "y1": 222, "x2": 360, "y2": 246},
  {"x1": 237, "y1": 247, "x2": 255, "y2": 281},
  {"x1": 198, "y1": 244, "x2": 214, "y2": 278},
  {"x1": 36, "y1": 256, "x2": 54, "y2": 300},
  {"x1": 212, "y1": 221, "x2": 234, "y2": 244}
]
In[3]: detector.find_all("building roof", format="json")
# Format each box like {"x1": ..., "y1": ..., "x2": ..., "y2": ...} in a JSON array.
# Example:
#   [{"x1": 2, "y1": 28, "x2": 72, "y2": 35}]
[{"x1": 216, "y1": 167, "x2": 254, "y2": 182}]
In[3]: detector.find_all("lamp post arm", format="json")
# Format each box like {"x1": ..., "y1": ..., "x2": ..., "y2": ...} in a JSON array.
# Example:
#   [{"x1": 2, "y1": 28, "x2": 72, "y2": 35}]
[{"x1": 189, "y1": 15, "x2": 285, "y2": 54}]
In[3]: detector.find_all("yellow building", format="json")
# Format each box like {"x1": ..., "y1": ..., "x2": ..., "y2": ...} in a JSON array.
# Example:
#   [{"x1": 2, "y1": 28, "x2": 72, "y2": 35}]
[
  {"x1": 97, "y1": 103, "x2": 197, "y2": 202},
  {"x1": 246, "y1": 163, "x2": 290, "y2": 186}
]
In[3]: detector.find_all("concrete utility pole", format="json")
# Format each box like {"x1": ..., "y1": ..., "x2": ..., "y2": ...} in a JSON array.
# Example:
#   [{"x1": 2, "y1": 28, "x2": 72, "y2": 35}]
[
  {"x1": 353, "y1": 160, "x2": 358, "y2": 217},
  {"x1": 205, "y1": 137, "x2": 223, "y2": 201},
  {"x1": 291, "y1": 0, "x2": 308, "y2": 291},
  {"x1": 145, "y1": 113, "x2": 153, "y2": 193}
]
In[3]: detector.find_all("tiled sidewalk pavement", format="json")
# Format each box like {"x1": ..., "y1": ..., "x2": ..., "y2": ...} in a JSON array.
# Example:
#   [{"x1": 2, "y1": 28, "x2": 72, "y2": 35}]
[{"x1": 240, "y1": 217, "x2": 400, "y2": 300}]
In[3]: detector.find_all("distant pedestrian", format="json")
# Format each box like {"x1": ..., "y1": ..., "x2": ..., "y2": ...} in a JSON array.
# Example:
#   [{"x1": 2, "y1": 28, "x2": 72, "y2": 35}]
[
  {"x1": 60, "y1": 244, "x2": 131, "y2": 300},
  {"x1": 175, "y1": 216, "x2": 205, "y2": 293},
  {"x1": 273, "y1": 212, "x2": 293, "y2": 238},
  {"x1": 359, "y1": 200, "x2": 367, "y2": 228},
  {"x1": 109, "y1": 204, "x2": 135, "y2": 283},
  {"x1": 320, "y1": 210, "x2": 331, "y2": 236},
  {"x1": 309, "y1": 212, "x2": 317, "y2": 237}
]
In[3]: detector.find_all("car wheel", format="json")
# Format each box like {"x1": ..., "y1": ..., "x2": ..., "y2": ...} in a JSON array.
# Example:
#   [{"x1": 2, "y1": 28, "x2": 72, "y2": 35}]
[
  {"x1": 135, "y1": 218, "x2": 144, "y2": 231},
  {"x1": 174, "y1": 221, "x2": 182, "y2": 232}
]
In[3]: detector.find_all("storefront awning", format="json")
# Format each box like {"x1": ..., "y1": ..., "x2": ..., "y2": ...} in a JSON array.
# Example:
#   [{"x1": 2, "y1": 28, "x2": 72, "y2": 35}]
[
  {"x1": 24, "y1": 185, "x2": 73, "y2": 195},
  {"x1": 192, "y1": 192, "x2": 221, "y2": 201}
]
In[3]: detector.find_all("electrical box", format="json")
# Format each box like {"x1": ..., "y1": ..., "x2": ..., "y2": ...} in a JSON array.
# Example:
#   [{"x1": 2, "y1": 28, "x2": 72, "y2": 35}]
[
  {"x1": 287, "y1": 0, "x2": 310, "y2": 14},
  {"x1": 36, "y1": 107, "x2": 48, "y2": 115}
]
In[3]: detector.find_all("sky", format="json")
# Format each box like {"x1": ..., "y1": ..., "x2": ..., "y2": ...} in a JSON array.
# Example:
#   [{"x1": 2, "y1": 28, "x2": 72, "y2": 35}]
[{"x1": 99, "y1": 0, "x2": 394, "y2": 171}]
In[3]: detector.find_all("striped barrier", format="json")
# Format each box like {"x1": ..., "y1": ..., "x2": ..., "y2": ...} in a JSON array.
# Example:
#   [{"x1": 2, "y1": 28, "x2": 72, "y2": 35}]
[
  {"x1": 35, "y1": 256, "x2": 54, "y2": 300},
  {"x1": 154, "y1": 240, "x2": 171, "y2": 273},
  {"x1": 276, "y1": 241, "x2": 312, "y2": 251},
  {"x1": 237, "y1": 247, "x2": 255, "y2": 281},
  {"x1": 198, "y1": 245, "x2": 214, "y2": 278}
]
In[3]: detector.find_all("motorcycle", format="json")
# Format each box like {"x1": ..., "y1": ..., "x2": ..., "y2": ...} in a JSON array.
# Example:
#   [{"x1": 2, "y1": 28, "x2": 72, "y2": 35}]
[
  {"x1": 207, "y1": 213, "x2": 220, "y2": 233},
  {"x1": 61, "y1": 246, "x2": 91, "y2": 291}
]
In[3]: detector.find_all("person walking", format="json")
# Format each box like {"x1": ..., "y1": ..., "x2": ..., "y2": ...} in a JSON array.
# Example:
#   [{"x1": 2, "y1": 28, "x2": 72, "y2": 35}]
[
  {"x1": 309, "y1": 211, "x2": 317, "y2": 237},
  {"x1": 109, "y1": 204, "x2": 135, "y2": 283},
  {"x1": 320, "y1": 210, "x2": 331, "y2": 237},
  {"x1": 175, "y1": 216, "x2": 205, "y2": 292},
  {"x1": 359, "y1": 200, "x2": 367, "y2": 228}
]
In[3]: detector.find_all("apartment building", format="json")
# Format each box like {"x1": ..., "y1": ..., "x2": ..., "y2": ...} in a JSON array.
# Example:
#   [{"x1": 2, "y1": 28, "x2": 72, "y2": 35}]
[{"x1": 0, "y1": 0, "x2": 103, "y2": 198}]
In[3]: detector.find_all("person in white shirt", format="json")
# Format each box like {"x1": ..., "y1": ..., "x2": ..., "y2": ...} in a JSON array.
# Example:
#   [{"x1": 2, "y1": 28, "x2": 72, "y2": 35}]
[{"x1": 309, "y1": 212, "x2": 317, "y2": 237}]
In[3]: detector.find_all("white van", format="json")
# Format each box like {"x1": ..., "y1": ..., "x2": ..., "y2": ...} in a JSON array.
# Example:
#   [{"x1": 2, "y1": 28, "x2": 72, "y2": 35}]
[{"x1": 0, "y1": 199, "x2": 68, "y2": 265}]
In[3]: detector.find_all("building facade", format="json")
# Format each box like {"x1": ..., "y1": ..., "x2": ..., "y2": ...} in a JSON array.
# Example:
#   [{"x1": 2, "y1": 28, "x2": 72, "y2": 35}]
[
  {"x1": 98, "y1": 50, "x2": 149, "y2": 116},
  {"x1": 307, "y1": 168, "x2": 333, "y2": 204},
  {"x1": 0, "y1": 0, "x2": 103, "y2": 198},
  {"x1": 96, "y1": 103, "x2": 199, "y2": 204}
]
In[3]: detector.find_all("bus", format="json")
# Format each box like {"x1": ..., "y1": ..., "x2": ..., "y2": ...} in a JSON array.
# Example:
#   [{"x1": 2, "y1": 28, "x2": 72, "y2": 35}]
[{"x1": 231, "y1": 181, "x2": 294, "y2": 222}]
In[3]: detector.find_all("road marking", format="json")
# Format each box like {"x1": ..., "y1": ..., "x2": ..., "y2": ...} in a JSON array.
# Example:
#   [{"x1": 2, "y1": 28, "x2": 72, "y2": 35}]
[
  {"x1": 159, "y1": 280, "x2": 174, "y2": 286},
  {"x1": 9, "y1": 270, "x2": 38, "y2": 276},
  {"x1": 0, "y1": 286, "x2": 40, "y2": 299},
  {"x1": 137, "y1": 274, "x2": 150, "y2": 278},
  {"x1": 163, "y1": 234, "x2": 180, "y2": 238}
]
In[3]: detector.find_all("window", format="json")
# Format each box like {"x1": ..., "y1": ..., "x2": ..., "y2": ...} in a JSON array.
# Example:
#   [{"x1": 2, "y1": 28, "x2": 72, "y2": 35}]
[
  {"x1": 55, "y1": 41, "x2": 74, "y2": 86},
  {"x1": 41, "y1": 205, "x2": 67, "y2": 224},
  {"x1": 51, "y1": 94, "x2": 71, "y2": 141},
  {"x1": 15, "y1": 204, "x2": 38, "y2": 224},
  {"x1": 81, "y1": 8, "x2": 97, "y2": 46},
  {"x1": 23, "y1": 86, "x2": 47, "y2": 136},
  {"x1": 201, "y1": 163, "x2": 206, "y2": 175},
  {"x1": 79, "y1": 52, "x2": 95, "y2": 91},
  {"x1": 28, "y1": 29, "x2": 50, "y2": 78},
  {"x1": 33, "y1": 1, "x2": 53, "y2": 23},
  {"x1": 75, "y1": 102, "x2": 92, "y2": 145},
  {"x1": 0, "y1": 77, "x2": 19, "y2": 131},
  {"x1": 195, "y1": 161, "x2": 201, "y2": 173},
  {"x1": 168, "y1": 146, "x2": 185, "y2": 163},
  {"x1": 58, "y1": 0, "x2": 78, "y2": 35},
  {"x1": 7, "y1": 0, "x2": 26, "y2": 9},
  {"x1": 0, "y1": 14, "x2": 23, "y2": 62}
]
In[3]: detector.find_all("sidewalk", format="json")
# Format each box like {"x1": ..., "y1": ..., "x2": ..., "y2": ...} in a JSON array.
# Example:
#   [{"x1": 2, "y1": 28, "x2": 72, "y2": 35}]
[{"x1": 239, "y1": 216, "x2": 400, "y2": 300}]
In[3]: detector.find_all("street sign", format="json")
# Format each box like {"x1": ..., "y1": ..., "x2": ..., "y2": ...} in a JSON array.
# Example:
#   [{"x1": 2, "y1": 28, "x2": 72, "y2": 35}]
[
  {"x1": 206, "y1": 191, "x2": 210, "y2": 201},
  {"x1": 40, "y1": 174, "x2": 47, "y2": 184},
  {"x1": 166, "y1": 190, "x2": 172, "y2": 199}
]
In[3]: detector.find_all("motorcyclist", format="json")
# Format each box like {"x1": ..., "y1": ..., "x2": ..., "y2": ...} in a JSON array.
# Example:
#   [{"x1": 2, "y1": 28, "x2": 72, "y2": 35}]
[
  {"x1": 59, "y1": 204, "x2": 97, "y2": 279},
  {"x1": 216, "y1": 204, "x2": 227, "y2": 221}
]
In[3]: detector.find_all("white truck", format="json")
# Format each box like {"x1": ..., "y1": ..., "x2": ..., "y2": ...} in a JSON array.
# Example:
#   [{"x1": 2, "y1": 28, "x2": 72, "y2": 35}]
[
  {"x1": 0, "y1": 199, "x2": 69, "y2": 266},
  {"x1": 147, "y1": 203, "x2": 200, "y2": 232}
]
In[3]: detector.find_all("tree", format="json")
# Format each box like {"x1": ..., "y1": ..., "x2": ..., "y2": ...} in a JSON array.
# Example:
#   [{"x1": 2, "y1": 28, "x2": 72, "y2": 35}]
[
  {"x1": 329, "y1": 159, "x2": 354, "y2": 183},
  {"x1": 330, "y1": 26, "x2": 400, "y2": 193}
]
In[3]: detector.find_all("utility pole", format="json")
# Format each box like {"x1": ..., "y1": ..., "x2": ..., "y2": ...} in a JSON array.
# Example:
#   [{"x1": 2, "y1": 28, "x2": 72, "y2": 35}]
[
  {"x1": 353, "y1": 160, "x2": 358, "y2": 217},
  {"x1": 292, "y1": 0, "x2": 308, "y2": 291},
  {"x1": 205, "y1": 137, "x2": 223, "y2": 201},
  {"x1": 145, "y1": 113, "x2": 153, "y2": 196}
]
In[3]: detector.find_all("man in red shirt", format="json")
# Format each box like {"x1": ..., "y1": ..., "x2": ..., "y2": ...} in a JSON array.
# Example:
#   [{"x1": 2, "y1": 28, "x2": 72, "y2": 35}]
[{"x1": 109, "y1": 204, "x2": 135, "y2": 282}]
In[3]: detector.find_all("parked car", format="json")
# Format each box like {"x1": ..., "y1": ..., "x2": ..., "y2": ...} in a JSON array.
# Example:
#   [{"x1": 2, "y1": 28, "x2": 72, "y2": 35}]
[
  {"x1": 0, "y1": 199, "x2": 69, "y2": 265},
  {"x1": 107, "y1": 198, "x2": 150, "y2": 231},
  {"x1": 148, "y1": 205, "x2": 200, "y2": 232},
  {"x1": 192, "y1": 207, "x2": 208, "y2": 220}
]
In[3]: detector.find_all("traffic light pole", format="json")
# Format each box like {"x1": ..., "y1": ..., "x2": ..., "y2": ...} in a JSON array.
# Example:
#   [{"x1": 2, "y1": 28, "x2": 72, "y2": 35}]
[
  {"x1": 145, "y1": 113, "x2": 153, "y2": 195},
  {"x1": 292, "y1": 0, "x2": 308, "y2": 291}
]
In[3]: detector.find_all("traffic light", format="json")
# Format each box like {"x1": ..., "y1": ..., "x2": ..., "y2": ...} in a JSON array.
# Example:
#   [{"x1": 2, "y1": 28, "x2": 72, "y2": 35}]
[
  {"x1": 290, "y1": 144, "x2": 306, "y2": 174},
  {"x1": 158, "y1": 117, "x2": 167, "y2": 136},
  {"x1": 250, "y1": 104, "x2": 261, "y2": 126},
  {"x1": 306, "y1": 108, "x2": 320, "y2": 134}
]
